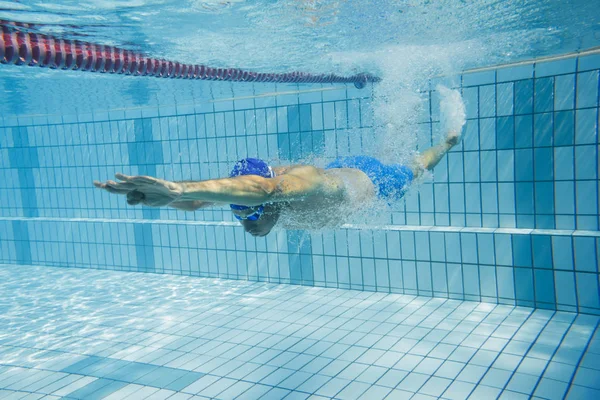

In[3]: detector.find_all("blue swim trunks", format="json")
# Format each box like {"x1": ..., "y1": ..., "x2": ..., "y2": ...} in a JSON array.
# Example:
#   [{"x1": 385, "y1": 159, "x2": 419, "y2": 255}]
[{"x1": 326, "y1": 156, "x2": 414, "y2": 200}]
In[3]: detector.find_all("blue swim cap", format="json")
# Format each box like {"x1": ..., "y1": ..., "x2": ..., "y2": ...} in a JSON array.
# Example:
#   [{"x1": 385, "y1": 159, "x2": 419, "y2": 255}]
[
  {"x1": 229, "y1": 158, "x2": 274, "y2": 216},
  {"x1": 229, "y1": 158, "x2": 274, "y2": 179}
]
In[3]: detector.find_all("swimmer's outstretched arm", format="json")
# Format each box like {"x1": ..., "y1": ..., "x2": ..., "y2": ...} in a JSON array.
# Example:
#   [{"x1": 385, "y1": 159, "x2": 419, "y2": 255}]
[
  {"x1": 93, "y1": 166, "x2": 323, "y2": 208},
  {"x1": 93, "y1": 175, "x2": 213, "y2": 210},
  {"x1": 180, "y1": 166, "x2": 323, "y2": 205}
]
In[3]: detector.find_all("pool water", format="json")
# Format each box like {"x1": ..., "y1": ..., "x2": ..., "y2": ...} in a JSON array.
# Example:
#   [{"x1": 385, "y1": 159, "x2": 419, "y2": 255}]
[{"x1": 0, "y1": 0, "x2": 600, "y2": 399}]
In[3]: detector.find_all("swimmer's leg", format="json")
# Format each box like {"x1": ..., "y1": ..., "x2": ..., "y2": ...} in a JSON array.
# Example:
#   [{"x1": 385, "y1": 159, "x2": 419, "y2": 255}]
[
  {"x1": 411, "y1": 86, "x2": 465, "y2": 179},
  {"x1": 410, "y1": 132, "x2": 460, "y2": 179}
]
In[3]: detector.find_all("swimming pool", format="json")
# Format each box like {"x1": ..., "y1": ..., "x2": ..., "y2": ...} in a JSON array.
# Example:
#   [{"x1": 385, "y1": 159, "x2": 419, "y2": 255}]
[{"x1": 1, "y1": 1, "x2": 599, "y2": 399}]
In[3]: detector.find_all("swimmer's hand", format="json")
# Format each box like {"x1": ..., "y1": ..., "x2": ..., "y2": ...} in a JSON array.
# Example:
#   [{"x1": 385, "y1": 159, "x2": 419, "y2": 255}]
[{"x1": 94, "y1": 173, "x2": 184, "y2": 207}]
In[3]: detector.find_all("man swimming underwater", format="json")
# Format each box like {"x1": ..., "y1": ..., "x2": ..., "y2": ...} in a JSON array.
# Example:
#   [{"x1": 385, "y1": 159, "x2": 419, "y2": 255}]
[{"x1": 95, "y1": 88, "x2": 465, "y2": 237}]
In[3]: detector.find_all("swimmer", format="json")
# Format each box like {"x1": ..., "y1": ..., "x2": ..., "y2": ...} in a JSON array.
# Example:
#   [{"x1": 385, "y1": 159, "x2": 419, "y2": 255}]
[{"x1": 95, "y1": 87, "x2": 465, "y2": 237}]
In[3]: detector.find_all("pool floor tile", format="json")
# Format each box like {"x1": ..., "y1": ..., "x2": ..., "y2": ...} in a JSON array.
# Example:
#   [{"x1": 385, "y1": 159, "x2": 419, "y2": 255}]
[{"x1": 0, "y1": 264, "x2": 598, "y2": 399}]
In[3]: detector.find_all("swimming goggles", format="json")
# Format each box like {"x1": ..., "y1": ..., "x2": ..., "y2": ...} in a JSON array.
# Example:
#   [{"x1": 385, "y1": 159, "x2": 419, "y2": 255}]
[{"x1": 231, "y1": 204, "x2": 265, "y2": 221}]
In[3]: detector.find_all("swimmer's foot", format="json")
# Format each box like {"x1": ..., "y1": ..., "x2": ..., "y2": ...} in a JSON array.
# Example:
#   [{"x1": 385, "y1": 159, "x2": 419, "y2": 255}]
[
  {"x1": 437, "y1": 85, "x2": 466, "y2": 144},
  {"x1": 445, "y1": 130, "x2": 461, "y2": 148},
  {"x1": 410, "y1": 87, "x2": 465, "y2": 179}
]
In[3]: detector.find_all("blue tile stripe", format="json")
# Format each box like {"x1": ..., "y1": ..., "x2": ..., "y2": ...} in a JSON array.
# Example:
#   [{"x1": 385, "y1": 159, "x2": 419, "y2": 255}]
[
  {"x1": 61, "y1": 355, "x2": 205, "y2": 392},
  {"x1": 128, "y1": 119, "x2": 163, "y2": 272},
  {"x1": 8, "y1": 127, "x2": 39, "y2": 218},
  {"x1": 133, "y1": 223, "x2": 156, "y2": 273},
  {"x1": 67, "y1": 378, "x2": 128, "y2": 400},
  {"x1": 288, "y1": 230, "x2": 314, "y2": 286},
  {"x1": 281, "y1": 105, "x2": 316, "y2": 286},
  {"x1": 129, "y1": 118, "x2": 163, "y2": 220},
  {"x1": 11, "y1": 220, "x2": 32, "y2": 265}
]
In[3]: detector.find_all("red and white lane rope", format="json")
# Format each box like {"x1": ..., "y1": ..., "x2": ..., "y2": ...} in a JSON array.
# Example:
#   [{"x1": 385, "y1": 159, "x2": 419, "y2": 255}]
[{"x1": 0, "y1": 20, "x2": 379, "y2": 88}]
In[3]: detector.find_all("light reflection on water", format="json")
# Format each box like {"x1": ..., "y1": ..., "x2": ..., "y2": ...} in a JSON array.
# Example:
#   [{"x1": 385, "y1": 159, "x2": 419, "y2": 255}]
[{"x1": 0, "y1": 264, "x2": 290, "y2": 363}]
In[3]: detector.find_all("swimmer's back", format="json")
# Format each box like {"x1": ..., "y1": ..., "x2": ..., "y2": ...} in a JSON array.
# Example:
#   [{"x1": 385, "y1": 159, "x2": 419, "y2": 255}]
[
  {"x1": 272, "y1": 164, "x2": 375, "y2": 204},
  {"x1": 270, "y1": 164, "x2": 376, "y2": 229}
]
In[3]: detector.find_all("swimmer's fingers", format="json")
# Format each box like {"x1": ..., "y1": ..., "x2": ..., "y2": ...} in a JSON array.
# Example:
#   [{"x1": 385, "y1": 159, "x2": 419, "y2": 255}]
[
  {"x1": 93, "y1": 180, "x2": 145, "y2": 205},
  {"x1": 115, "y1": 173, "x2": 183, "y2": 197},
  {"x1": 93, "y1": 180, "x2": 134, "y2": 195},
  {"x1": 115, "y1": 173, "x2": 159, "y2": 185},
  {"x1": 106, "y1": 180, "x2": 137, "y2": 193},
  {"x1": 94, "y1": 181, "x2": 112, "y2": 192},
  {"x1": 94, "y1": 180, "x2": 123, "y2": 194}
]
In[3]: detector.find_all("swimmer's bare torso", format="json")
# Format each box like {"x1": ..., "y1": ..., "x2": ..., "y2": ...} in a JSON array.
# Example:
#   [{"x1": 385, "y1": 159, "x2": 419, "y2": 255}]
[{"x1": 239, "y1": 166, "x2": 376, "y2": 236}]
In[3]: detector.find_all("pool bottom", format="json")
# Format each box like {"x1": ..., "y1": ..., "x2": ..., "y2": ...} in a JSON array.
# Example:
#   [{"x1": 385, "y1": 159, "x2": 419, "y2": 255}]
[{"x1": 0, "y1": 265, "x2": 598, "y2": 400}]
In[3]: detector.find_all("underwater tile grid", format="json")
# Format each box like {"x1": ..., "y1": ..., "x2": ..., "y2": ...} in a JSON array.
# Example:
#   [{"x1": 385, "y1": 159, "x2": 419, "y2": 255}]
[
  {"x1": 0, "y1": 265, "x2": 599, "y2": 400},
  {"x1": 0, "y1": 51, "x2": 599, "y2": 317}
]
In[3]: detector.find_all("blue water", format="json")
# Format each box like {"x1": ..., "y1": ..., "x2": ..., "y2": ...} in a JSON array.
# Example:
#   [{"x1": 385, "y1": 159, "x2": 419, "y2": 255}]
[
  {"x1": 0, "y1": 1, "x2": 600, "y2": 399},
  {"x1": 0, "y1": 0, "x2": 599, "y2": 115}
]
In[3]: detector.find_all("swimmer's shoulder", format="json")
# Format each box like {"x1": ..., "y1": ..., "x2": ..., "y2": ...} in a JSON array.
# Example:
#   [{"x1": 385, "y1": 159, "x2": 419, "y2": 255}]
[
  {"x1": 273, "y1": 164, "x2": 340, "y2": 194},
  {"x1": 272, "y1": 164, "x2": 325, "y2": 176}
]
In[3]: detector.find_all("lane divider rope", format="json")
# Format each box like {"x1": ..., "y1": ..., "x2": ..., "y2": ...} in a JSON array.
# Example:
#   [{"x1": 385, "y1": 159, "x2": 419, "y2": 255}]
[{"x1": 0, "y1": 19, "x2": 379, "y2": 88}]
